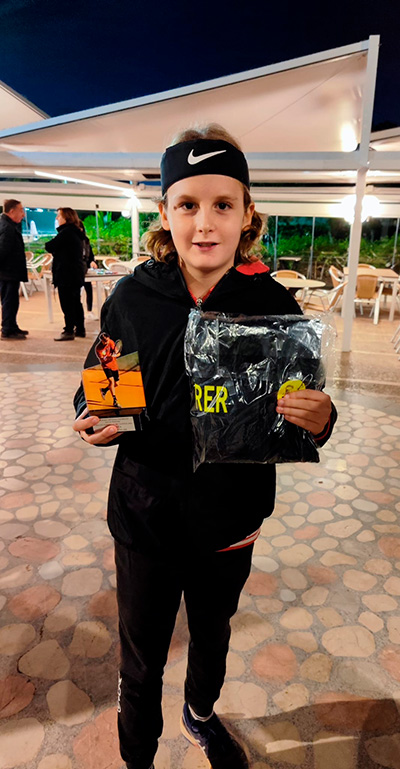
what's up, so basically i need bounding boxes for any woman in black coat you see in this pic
[46,207,86,341]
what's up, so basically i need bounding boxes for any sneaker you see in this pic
[54,331,75,341]
[100,387,108,400]
[86,311,98,321]
[16,328,29,335]
[113,399,122,408]
[181,703,249,768]
[1,330,27,340]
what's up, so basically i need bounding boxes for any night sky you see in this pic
[0,0,399,129]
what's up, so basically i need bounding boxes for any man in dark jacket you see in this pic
[0,199,28,339]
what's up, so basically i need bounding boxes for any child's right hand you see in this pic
[73,407,121,445]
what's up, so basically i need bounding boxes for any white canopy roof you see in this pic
[0,40,370,178]
[370,127,400,152]
[0,79,47,132]
[2,38,393,218]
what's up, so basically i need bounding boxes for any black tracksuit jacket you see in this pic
[45,223,85,288]
[0,213,27,282]
[74,258,337,555]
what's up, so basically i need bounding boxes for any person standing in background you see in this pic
[0,199,29,340]
[46,207,86,341]
[79,219,98,320]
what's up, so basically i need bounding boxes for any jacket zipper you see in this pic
[195,270,233,310]
[176,264,233,309]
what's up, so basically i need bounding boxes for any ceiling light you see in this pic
[338,194,380,224]
[34,170,136,198]
[340,123,358,153]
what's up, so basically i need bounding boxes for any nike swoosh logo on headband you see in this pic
[187,149,227,165]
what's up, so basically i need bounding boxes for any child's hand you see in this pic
[73,407,121,444]
[276,390,332,435]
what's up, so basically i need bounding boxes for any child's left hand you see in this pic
[276,390,332,435]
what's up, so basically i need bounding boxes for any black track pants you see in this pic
[57,284,85,334]
[0,280,20,333]
[115,540,253,769]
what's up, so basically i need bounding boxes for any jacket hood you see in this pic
[57,222,85,239]
[132,256,273,303]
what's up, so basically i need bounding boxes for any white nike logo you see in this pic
[187,149,227,165]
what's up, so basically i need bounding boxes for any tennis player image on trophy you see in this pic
[95,331,123,408]
[81,332,146,432]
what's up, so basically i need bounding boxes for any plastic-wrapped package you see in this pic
[184,310,334,469]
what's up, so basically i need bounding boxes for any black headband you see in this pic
[160,139,250,195]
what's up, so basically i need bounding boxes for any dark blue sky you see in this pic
[0,0,398,128]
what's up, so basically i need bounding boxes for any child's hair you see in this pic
[57,207,80,227]
[143,124,264,265]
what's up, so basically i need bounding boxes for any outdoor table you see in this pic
[274,277,325,304]
[277,256,302,265]
[42,269,128,323]
[275,276,325,291]
[343,267,399,321]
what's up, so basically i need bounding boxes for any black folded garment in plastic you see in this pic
[184,311,328,468]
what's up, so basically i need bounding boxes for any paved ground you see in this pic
[0,289,400,769]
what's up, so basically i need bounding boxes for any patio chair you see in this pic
[328,265,344,288]
[357,263,376,269]
[26,253,53,292]
[19,282,29,300]
[303,281,347,314]
[41,253,53,268]
[102,261,134,299]
[271,270,306,279]
[271,269,308,305]
[391,322,400,344]
[102,256,119,269]
[24,256,43,294]
[354,274,383,324]
[107,261,134,274]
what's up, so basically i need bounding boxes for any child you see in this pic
[73,124,336,769]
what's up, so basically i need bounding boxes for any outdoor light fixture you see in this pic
[34,170,138,199]
[340,123,358,152]
[121,209,131,218]
[338,194,380,224]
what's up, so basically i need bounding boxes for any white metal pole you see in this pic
[308,216,315,278]
[130,199,140,258]
[95,205,100,255]
[274,215,278,271]
[342,167,367,352]
[341,34,380,352]
[392,217,400,268]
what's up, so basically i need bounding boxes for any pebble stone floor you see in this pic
[1,370,400,769]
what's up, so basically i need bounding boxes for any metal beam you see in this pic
[342,35,380,352]
[342,167,367,352]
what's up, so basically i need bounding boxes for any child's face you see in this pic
[159,175,254,279]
